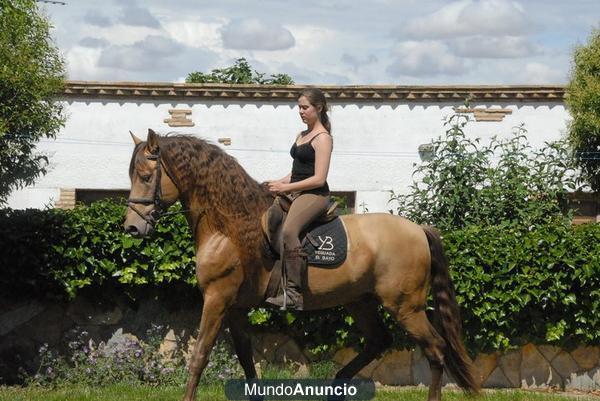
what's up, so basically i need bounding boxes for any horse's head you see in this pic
[124,129,180,236]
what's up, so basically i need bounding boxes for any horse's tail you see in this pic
[422,225,480,394]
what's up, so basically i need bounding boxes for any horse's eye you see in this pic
[141,174,152,183]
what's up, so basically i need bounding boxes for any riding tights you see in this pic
[282,193,329,252]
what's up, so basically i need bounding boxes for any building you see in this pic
[9,81,589,218]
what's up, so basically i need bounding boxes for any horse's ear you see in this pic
[129,131,142,145]
[146,129,159,154]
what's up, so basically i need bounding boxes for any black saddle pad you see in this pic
[301,217,348,267]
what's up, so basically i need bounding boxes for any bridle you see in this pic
[127,149,181,225]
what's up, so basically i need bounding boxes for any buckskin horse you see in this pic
[123,129,479,401]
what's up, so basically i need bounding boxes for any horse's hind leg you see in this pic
[226,308,258,379]
[392,303,446,401]
[334,296,392,380]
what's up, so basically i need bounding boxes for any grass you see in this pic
[0,384,597,401]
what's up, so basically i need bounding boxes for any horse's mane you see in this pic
[158,134,273,262]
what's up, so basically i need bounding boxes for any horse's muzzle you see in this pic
[124,221,154,237]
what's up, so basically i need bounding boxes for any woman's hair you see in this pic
[299,88,331,134]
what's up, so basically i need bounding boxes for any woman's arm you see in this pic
[273,134,332,193]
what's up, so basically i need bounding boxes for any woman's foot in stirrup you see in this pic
[265,291,303,311]
[283,288,303,311]
[265,293,285,308]
[265,294,303,311]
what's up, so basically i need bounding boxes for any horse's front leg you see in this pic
[227,308,258,379]
[183,287,234,401]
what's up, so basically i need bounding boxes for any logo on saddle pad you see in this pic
[301,218,348,266]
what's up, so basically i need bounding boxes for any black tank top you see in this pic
[290,133,330,196]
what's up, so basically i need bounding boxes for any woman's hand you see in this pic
[268,181,288,194]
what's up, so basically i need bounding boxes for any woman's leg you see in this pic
[268,193,329,310]
[281,193,329,251]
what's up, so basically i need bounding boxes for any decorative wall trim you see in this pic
[164,109,194,127]
[62,81,566,103]
[54,188,76,209]
[455,107,513,122]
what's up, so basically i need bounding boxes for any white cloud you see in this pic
[88,25,163,47]
[276,61,352,85]
[402,0,532,39]
[64,47,107,80]
[45,0,597,84]
[162,18,224,50]
[118,1,161,28]
[212,24,347,82]
[98,35,184,71]
[220,18,295,50]
[387,41,467,77]
[522,62,566,84]
[83,11,113,28]
[450,35,543,58]
[341,53,378,71]
[78,37,110,48]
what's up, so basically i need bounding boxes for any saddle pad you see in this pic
[302,217,348,267]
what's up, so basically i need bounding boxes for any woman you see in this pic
[265,88,333,311]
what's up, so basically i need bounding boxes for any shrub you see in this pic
[390,113,579,231]
[0,200,195,298]
[444,222,600,351]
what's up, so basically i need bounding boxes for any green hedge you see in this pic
[1,200,599,353]
[445,221,600,351]
[0,200,195,298]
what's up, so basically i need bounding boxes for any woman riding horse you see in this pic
[124,108,479,401]
[265,88,333,311]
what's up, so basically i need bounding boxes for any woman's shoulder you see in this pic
[310,131,333,150]
[310,131,332,143]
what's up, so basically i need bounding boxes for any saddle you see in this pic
[261,194,348,264]
[260,194,349,301]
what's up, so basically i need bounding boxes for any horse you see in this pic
[123,129,479,401]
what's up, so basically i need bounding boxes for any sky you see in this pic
[41,0,600,85]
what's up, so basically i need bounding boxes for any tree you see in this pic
[0,0,66,205]
[186,58,294,85]
[566,28,600,191]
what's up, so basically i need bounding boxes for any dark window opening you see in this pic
[567,192,599,224]
[76,189,129,206]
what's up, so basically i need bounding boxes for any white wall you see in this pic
[7,98,570,212]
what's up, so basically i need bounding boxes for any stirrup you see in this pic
[265,287,303,311]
